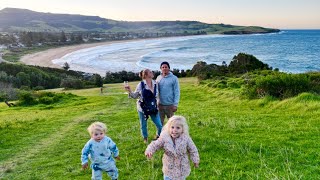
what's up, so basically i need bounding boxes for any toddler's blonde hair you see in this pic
[163,115,189,136]
[87,122,107,135]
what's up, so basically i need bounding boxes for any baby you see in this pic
[81,122,120,180]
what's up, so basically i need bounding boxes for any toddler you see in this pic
[145,115,200,180]
[81,122,120,180]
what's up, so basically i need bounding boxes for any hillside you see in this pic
[0,8,280,34]
[0,78,320,179]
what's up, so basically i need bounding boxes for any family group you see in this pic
[81,62,200,180]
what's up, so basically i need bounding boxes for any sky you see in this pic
[1,0,320,29]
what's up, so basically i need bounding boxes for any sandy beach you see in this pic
[20,41,128,69]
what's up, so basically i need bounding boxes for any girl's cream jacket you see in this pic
[145,133,200,179]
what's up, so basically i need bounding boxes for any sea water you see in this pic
[52,30,320,76]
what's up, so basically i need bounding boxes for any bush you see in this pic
[243,73,312,99]
[38,96,54,104]
[308,72,320,94]
[33,86,45,91]
[18,91,37,105]
[0,82,18,101]
[229,53,272,74]
[227,81,241,88]
[17,91,77,106]
[0,92,8,101]
[60,77,84,89]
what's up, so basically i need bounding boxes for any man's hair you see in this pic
[160,61,170,69]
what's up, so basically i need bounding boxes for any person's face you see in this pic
[160,64,170,75]
[91,130,105,142]
[169,123,183,139]
[146,70,154,79]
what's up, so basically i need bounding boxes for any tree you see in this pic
[63,62,70,70]
[20,31,33,47]
[75,34,83,43]
[16,72,31,88]
[60,31,67,43]
[93,74,103,87]
[0,82,18,101]
[60,77,84,89]
[191,61,207,76]
[70,33,75,42]
[228,53,271,74]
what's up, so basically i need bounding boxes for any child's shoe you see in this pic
[143,138,148,144]
[153,135,159,140]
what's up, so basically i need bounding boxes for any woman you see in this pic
[125,69,162,144]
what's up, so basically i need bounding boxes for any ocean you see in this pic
[52,30,320,75]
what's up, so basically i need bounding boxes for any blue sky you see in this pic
[1,0,320,29]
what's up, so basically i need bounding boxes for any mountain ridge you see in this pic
[0,7,280,34]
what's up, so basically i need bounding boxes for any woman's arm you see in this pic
[128,82,142,99]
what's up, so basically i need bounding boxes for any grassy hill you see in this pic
[0,8,280,34]
[1,78,319,179]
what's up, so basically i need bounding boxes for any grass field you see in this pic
[1,77,320,179]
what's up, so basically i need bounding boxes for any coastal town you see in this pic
[0,31,206,51]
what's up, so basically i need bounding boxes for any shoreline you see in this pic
[19,39,151,69]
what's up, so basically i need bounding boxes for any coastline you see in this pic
[20,39,144,69]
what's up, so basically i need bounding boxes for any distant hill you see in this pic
[0,8,280,34]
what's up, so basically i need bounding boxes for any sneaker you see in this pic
[143,138,148,144]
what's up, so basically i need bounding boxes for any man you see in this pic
[156,61,180,125]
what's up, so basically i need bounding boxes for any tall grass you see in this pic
[1,78,320,179]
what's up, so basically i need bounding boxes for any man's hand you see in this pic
[172,106,178,112]
[82,163,88,170]
[115,156,120,160]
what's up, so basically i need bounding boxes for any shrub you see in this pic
[18,91,37,105]
[243,73,312,99]
[0,92,8,101]
[227,81,241,88]
[0,82,18,101]
[60,77,84,89]
[17,91,77,106]
[307,72,320,94]
[38,96,54,104]
[228,53,272,74]
[33,86,45,91]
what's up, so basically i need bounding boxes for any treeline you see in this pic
[104,69,191,83]
[1,31,207,49]
[2,52,319,101]
[1,31,84,47]
[0,62,191,101]
[0,63,104,101]
[194,53,320,99]
[190,53,273,80]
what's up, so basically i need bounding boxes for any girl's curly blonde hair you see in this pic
[163,115,189,136]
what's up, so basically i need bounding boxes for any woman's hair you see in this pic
[139,69,151,79]
[87,122,107,135]
[163,115,189,136]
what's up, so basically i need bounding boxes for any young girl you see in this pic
[145,115,200,180]
[81,122,120,180]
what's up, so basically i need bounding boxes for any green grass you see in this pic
[2,46,58,62]
[1,77,320,179]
